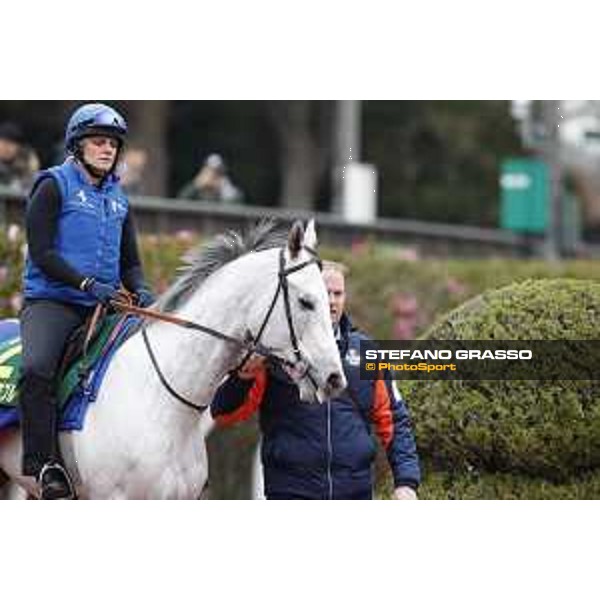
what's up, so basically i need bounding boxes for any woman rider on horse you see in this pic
[20,103,154,499]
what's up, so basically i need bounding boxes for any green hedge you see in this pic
[378,462,600,499]
[404,278,600,485]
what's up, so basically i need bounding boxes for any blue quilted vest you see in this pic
[23,159,129,306]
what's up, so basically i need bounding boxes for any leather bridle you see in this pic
[109,245,323,413]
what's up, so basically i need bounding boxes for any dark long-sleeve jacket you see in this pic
[212,314,421,499]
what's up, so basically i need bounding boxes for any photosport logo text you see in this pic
[359,341,600,381]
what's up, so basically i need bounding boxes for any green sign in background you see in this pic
[500,158,549,233]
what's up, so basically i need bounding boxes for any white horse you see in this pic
[0,219,346,499]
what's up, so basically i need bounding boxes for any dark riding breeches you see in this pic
[19,300,94,477]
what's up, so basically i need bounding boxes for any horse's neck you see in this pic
[128,271,255,411]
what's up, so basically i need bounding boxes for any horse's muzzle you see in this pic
[321,370,346,400]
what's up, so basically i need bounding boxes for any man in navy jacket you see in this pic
[211,261,421,499]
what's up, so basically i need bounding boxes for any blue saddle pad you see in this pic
[0,315,141,432]
[0,319,19,344]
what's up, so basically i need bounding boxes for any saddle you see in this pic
[0,309,128,410]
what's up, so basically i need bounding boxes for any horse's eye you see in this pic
[299,297,315,311]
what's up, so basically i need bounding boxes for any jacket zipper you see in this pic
[327,399,333,499]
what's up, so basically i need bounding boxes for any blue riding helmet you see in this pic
[65,103,127,153]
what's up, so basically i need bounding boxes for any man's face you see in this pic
[81,136,119,175]
[323,268,346,326]
[0,138,20,163]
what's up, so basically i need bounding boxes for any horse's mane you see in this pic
[154,219,288,313]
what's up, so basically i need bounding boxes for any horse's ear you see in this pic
[287,220,304,259]
[304,219,318,250]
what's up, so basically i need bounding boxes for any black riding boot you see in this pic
[19,372,74,499]
[20,372,57,476]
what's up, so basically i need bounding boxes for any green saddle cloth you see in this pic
[0,315,124,409]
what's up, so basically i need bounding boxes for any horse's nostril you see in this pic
[327,372,343,391]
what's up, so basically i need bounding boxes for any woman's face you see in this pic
[81,135,119,175]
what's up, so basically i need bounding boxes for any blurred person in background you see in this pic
[20,103,155,499]
[120,145,149,195]
[390,292,420,340]
[14,145,41,192]
[177,153,244,203]
[210,260,421,500]
[0,122,26,191]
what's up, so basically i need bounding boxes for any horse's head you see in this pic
[154,218,346,405]
[246,219,347,402]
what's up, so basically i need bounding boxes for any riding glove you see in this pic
[135,288,156,308]
[81,278,120,304]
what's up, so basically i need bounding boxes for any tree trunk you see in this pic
[570,166,600,226]
[280,125,318,210]
[128,101,169,197]
[267,101,330,211]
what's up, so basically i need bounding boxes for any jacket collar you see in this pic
[336,313,353,355]
[66,157,119,191]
